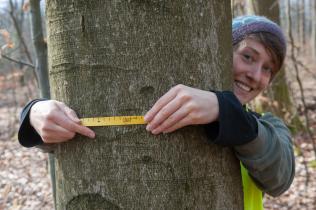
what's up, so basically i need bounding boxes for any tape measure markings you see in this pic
[80,115,146,127]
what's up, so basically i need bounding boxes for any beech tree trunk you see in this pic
[46,1,243,209]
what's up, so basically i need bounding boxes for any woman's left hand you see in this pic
[144,84,219,135]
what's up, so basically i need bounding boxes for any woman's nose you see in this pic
[247,65,262,82]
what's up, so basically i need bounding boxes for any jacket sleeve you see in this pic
[204,91,258,146]
[204,91,295,196]
[18,99,56,153]
[234,113,295,197]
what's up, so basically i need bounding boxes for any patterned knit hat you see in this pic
[232,15,286,69]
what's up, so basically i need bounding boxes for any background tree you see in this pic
[29,0,58,207]
[46,0,243,209]
[311,0,316,57]
[231,0,246,16]
[29,0,49,98]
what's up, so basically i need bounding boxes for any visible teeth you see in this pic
[236,81,251,92]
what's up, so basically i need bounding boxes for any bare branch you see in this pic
[0,53,34,68]
[9,0,33,63]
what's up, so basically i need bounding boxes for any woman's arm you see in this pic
[234,113,295,196]
[203,91,294,196]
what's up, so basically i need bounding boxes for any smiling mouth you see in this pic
[235,81,252,92]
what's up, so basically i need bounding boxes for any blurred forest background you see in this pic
[0,0,315,209]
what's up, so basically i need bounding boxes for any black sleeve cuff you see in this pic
[204,91,258,146]
[18,99,47,147]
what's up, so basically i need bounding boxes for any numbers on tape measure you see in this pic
[80,116,146,127]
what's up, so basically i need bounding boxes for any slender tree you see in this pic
[251,0,280,23]
[30,0,49,98]
[29,0,57,207]
[47,1,243,209]
[244,0,255,15]
[231,0,246,17]
[312,0,316,58]
[301,0,306,46]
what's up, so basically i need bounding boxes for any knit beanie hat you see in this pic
[232,15,286,70]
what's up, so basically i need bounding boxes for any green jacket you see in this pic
[235,113,295,197]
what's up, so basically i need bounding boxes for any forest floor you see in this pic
[0,59,316,210]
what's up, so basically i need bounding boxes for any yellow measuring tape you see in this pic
[80,116,146,127]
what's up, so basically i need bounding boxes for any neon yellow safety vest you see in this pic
[241,163,263,210]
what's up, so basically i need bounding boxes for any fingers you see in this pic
[150,108,188,134]
[52,109,95,139]
[145,85,219,135]
[57,102,80,123]
[145,96,183,132]
[54,101,95,138]
[41,123,77,143]
[162,117,192,134]
[30,100,95,144]
[144,86,179,122]
[145,85,193,134]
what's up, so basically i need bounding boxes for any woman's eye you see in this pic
[243,54,252,62]
[262,67,272,74]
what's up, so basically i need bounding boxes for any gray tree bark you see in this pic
[231,0,246,17]
[30,0,50,98]
[29,0,57,207]
[251,0,280,24]
[244,0,255,15]
[301,0,306,46]
[46,0,243,209]
[311,0,316,57]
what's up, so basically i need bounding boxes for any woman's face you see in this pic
[233,38,276,105]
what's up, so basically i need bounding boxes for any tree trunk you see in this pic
[301,0,306,46]
[244,0,255,15]
[231,0,247,17]
[311,0,316,58]
[251,0,280,24]
[30,0,50,98]
[29,1,57,208]
[46,1,243,209]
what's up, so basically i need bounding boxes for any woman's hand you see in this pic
[30,100,95,143]
[144,84,219,135]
